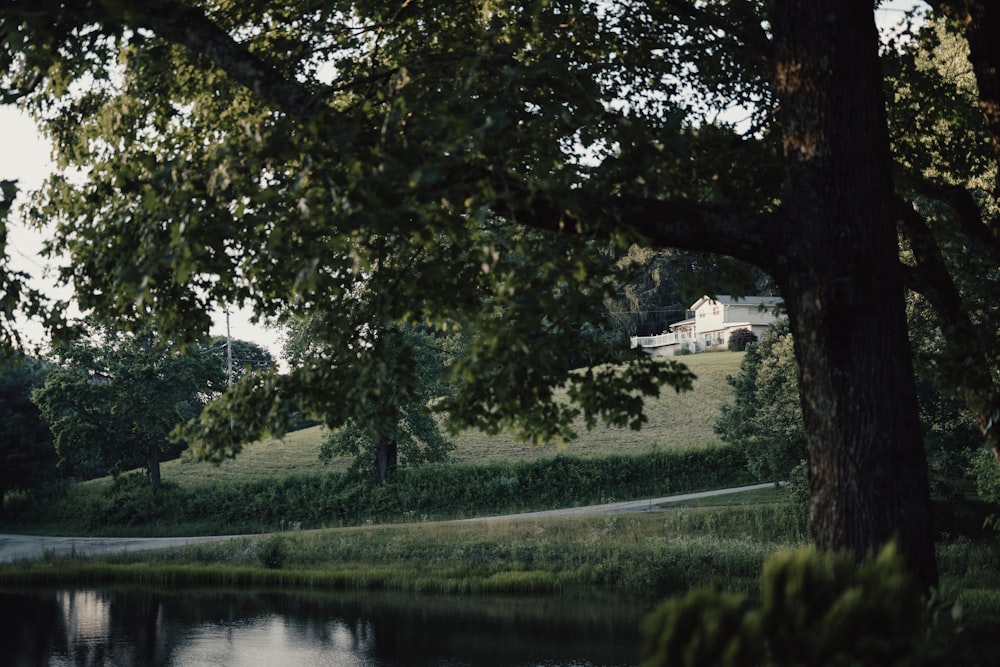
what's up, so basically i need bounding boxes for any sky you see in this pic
[0,1,923,362]
[0,106,285,362]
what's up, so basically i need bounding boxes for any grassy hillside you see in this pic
[161,352,744,489]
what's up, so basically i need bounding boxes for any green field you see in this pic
[162,352,744,488]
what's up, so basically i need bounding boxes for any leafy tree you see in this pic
[0,354,58,513]
[717,322,804,485]
[312,325,458,482]
[906,292,983,498]
[5,0,1000,589]
[206,336,275,385]
[31,327,227,487]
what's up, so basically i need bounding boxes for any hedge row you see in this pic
[4,446,757,534]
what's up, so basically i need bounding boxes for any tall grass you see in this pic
[1,501,811,601]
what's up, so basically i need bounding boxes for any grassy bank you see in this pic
[4,493,999,626]
[161,351,748,485]
[1,495,811,601]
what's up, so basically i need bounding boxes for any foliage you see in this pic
[0,354,58,511]
[716,322,804,483]
[971,448,1000,505]
[255,535,288,569]
[6,0,1000,587]
[2,447,759,534]
[641,544,955,667]
[883,14,1000,464]
[207,336,275,384]
[726,329,758,352]
[305,324,458,481]
[31,326,227,486]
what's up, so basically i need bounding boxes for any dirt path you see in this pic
[0,482,776,563]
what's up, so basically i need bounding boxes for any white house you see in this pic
[630,295,785,357]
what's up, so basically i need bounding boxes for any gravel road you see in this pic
[0,482,777,563]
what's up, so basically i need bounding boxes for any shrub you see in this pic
[641,544,957,667]
[972,448,1000,504]
[3,447,760,533]
[727,329,758,352]
[256,535,289,569]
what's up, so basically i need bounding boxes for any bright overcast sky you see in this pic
[0,105,284,360]
[0,0,922,360]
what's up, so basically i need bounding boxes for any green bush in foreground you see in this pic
[641,544,962,667]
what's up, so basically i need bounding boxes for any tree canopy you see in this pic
[4,0,1000,589]
[716,321,803,485]
[31,326,228,487]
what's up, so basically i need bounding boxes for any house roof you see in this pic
[689,295,784,311]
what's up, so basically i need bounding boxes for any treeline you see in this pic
[2,447,758,535]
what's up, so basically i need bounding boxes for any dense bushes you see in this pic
[2,447,758,534]
[640,544,969,667]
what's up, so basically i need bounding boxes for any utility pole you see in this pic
[225,308,234,387]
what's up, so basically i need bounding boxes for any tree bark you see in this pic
[147,444,162,490]
[375,436,397,483]
[771,0,938,589]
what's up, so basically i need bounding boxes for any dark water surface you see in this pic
[0,588,642,666]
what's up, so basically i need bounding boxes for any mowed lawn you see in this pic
[162,352,745,489]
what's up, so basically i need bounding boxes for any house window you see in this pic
[712,306,720,315]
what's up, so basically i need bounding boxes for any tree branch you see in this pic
[912,178,1000,264]
[0,69,44,104]
[652,0,774,65]
[896,196,1000,448]
[123,0,333,124]
[493,176,785,274]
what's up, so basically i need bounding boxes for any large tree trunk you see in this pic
[375,436,397,483]
[771,0,938,589]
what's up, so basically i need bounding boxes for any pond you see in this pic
[0,588,643,666]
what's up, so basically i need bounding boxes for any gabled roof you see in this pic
[689,295,784,311]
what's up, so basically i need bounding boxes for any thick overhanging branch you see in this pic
[494,181,785,273]
[122,0,332,124]
[622,198,785,268]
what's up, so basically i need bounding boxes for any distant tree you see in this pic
[285,320,458,482]
[206,336,275,385]
[32,326,226,487]
[716,321,804,485]
[0,355,58,512]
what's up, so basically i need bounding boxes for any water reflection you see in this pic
[0,588,641,666]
